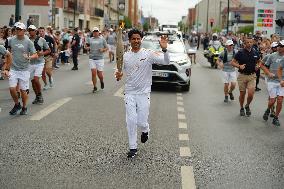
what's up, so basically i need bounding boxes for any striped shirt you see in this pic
[123,48,170,94]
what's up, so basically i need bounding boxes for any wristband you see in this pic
[162,48,167,53]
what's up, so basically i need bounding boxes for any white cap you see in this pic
[109,28,113,32]
[212,33,218,37]
[14,22,26,30]
[279,40,284,46]
[28,25,37,30]
[92,27,100,32]
[225,40,234,46]
[271,42,278,48]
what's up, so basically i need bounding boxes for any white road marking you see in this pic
[181,166,196,189]
[177,96,183,101]
[177,101,184,106]
[177,106,185,113]
[114,86,124,98]
[177,93,182,96]
[180,147,191,157]
[179,134,189,141]
[178,113,186,120]
[30,97,72,121]
[179,122,188,129]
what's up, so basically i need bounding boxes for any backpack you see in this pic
[34,36,41,51]
[223,48,235,63]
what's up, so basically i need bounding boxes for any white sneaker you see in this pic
[43,84,49,90]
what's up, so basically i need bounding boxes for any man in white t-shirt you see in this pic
[115,29,170,158]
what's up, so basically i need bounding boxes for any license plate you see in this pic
[152,72,169,77]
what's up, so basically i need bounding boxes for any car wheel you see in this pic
[182,80,190,92]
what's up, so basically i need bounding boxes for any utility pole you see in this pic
[15,0,20,22]
[227,0,229,34]
[73,0,77,28]
[206,0,209,33]
[196,1,199,33]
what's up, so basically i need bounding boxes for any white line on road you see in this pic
[179,122,188,129]
[180,147,191,157]
[181,166,196,189]
[30,97,72,121]
[177,93,182,96]
[114,86,124,98]
[177,101,184,106]
[178,113,186,120]
[177,96,183,101]
[177,106,185,113]
[179,134,189,141]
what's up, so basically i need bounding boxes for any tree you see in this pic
[238,25,254,34]
[123,16,132,29]
[143,22,149,31]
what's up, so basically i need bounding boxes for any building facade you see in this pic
[0,0,140,31]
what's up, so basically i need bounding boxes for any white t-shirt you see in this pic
[123,48,170,94]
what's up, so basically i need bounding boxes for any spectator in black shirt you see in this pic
[71,27,80,70]
[9,14,14,28]
[231,37,262,117]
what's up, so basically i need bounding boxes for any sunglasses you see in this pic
[28,29,35,32]
[93,30,99,32]
[278,45,284,48]
[16,27,24,31]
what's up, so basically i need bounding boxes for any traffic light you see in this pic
[275,18,284,28]
[210,21,213,28]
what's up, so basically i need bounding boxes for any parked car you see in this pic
[141,33,192,91]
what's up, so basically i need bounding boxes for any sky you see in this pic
[139,0,199,25]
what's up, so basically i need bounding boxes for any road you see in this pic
[0,52,283,188]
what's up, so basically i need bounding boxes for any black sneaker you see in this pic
[37,95,44,104]
[245,105,251,116]
[229,92,234,100]
[32,96,39,104]
[224,96,228,103]
[127,149,137,158]
[263,109,270,121]
[272,117,280,126]
[9,103,22,115]
[240,108,245,116]
[20,107,28,115]
[71,67,78,70]
[100,81,104,89]
[141,132,149,143]
[92,86,98,93]
[255,87,261,91]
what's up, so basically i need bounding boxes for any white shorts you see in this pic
[29,63,44,78]
[267,82,284,98]
[108,45,116,53]
[8,70,30,90]
[221,71,237,83]
[89,59,104,71]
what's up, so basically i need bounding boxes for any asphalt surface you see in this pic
[0,55,189,188]
[0,50,283,188]
[186,51,284,188]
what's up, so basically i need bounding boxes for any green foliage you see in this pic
[123,16,132,29]
[238,25,254,34]
[143,22,149,31]
[212,27,221,33]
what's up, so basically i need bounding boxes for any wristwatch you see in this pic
[162,48,167,53]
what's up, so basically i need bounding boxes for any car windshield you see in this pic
[141,39,185,53]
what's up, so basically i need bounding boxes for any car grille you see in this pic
[152,64,178,72]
